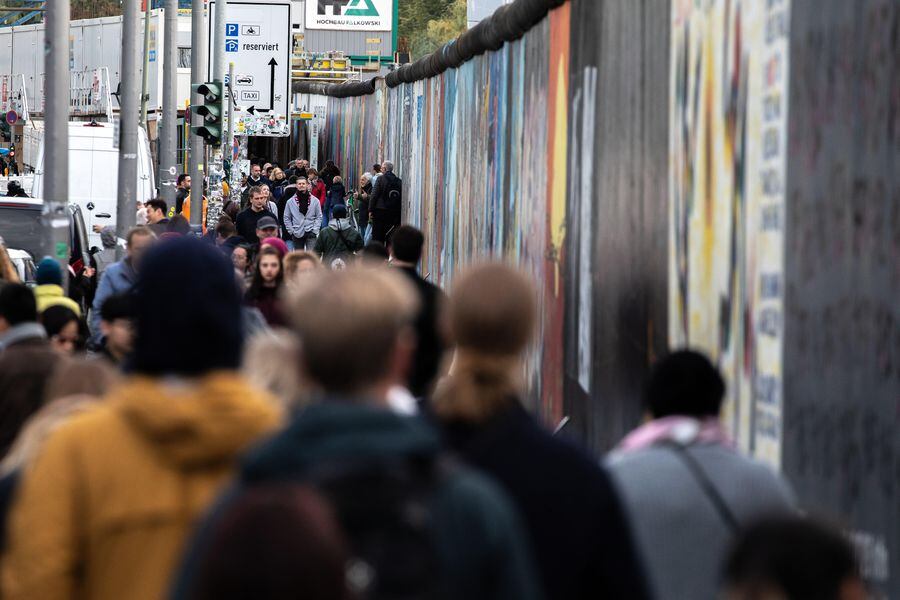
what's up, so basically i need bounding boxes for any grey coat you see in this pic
[606,443,795,600]
[282,194,322,240]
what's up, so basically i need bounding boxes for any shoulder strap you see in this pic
[334,226,352,252]
[662,442,741,534]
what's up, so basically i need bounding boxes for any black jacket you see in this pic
[371,171,402,212]
[397,266,445,398]
[356,182,373,228]
[439,403,652,600]
[235,207,277,245]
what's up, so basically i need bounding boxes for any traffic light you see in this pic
[191,81,223,147]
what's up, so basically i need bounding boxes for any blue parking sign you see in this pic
[225,39,238,52]
[226,23,239,37]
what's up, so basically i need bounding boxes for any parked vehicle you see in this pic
[0,197,91,273]
[6,248,36,283]
[31,121,156,250]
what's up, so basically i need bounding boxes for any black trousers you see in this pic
[371,209,401,243]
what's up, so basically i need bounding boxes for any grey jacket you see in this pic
[282,194,322,239]
[606,443,795,600]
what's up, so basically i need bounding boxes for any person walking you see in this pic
[0,283,62,459]
[0,237,280,600]
[235,187,278,246]
[606,349,796,600]
[171,267,542,600]
[283,178,322,251]
[369,160,402,243]
[145,199,171,236]
[306,168,328,211]
[33,257,82,317]
[388,225,446,399]
[40,305,83,356]
[89,226,155,346]
[321,176,347,229]
[244,246,286,327]
[432,263,652,600]
[354,173,373,244]
[175,174,191,215]
[319,160,340,190]
[314,205,363,269]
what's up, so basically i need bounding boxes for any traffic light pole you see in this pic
[117,0,140,254]
[188,0,207,227]
[43,0,69,280]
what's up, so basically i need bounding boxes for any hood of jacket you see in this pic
[0,322,46,351]
[112,371,281,470]
[329,216,353,232]
[242,400,440,483]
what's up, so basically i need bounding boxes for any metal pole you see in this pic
[212,0,225,83]
[188,0,207,227]
[159,0,177,206]
[226,61,235,155]
[139,0,152,128]
[117,0,140,255]
[43,0,69,278]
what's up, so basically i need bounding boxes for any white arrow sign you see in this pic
[208,0,292,137]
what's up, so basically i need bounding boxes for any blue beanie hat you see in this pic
[35,257,63,286]
[130,236,243,376]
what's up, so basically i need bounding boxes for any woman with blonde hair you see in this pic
[433,262,650,600]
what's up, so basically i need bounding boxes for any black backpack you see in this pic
[383,173,403,212]
[306,454,449,600]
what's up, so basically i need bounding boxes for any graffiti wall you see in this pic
[669,0,790,466]
[321,2,898,590]
[324,6,573,425]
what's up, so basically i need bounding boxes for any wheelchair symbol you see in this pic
[225,39,239,52]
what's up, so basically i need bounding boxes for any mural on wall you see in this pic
[323,7,571,425]
[669,0,790,466]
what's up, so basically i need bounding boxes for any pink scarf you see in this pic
[617,416,734,453]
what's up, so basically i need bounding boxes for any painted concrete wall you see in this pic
[320,1,898,593]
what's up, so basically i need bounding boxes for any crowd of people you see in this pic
[0,156,870,600]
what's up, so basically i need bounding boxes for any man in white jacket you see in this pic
[282,178,322,251]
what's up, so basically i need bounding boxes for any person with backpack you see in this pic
[283,178,322,251]
[369,160,402,243]
[171,268,542,600]
[314,205,363,270]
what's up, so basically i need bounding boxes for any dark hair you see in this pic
[246,246,283,301]
[131,237,243,376]
[40,305,79,337]
[372,163,381,173]
[167,215,192,235]
[289,175,299,184]
[390,225,424,264]
[362,240,389,260]
[248,185,264,198]
[216,220,237,239]
[725,517,861,600]
[146,198,167,215]
[177,173,189,186]
[0,282,37,326]
[191,485,350,600]
[100,293,135,322]
[644,349,725,418]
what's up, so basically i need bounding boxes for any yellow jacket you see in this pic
[1,372,281,600]
[34,284,82,317]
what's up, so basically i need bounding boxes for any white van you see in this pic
[32,121,156,250]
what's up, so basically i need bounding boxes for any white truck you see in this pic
[31,121,156,250]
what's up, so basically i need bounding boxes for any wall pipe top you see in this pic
[292,0,566,98]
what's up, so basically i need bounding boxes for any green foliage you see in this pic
[400,0,467,60]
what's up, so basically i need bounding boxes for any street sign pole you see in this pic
[159,0,178,206]
[117,0,141,255]
[188,0,207,227]
[226,61,235,154]
[43,0,69,280]
[140,0,152,128]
